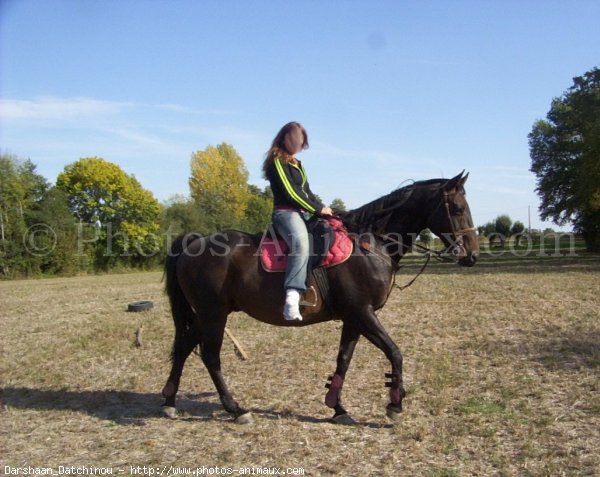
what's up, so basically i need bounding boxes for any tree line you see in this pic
[2,67,598,277]
[478,215,526,247]
[0,146,345,278]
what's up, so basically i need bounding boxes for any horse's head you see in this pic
[426,172,479,267]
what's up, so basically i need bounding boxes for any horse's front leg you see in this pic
[325,322,360,424]
[353,306,406,420]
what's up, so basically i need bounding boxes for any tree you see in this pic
[56,157,161,269]
[189,143,251,232]
[479,221,496,236]
[0,154,54,276]
[160,194,206,236]
[330,198,347,213]
[419,228,432,244]
[510,220,526,246]
[495,214,512,246]
[242,185,272,234]
[478,216,515,247]
[529,67,600,251]
[32,187,80,275]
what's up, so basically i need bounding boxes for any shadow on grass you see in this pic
[0,387,221,425]
[533,330,600,370]
[249,407,393,429]
[478,330,600,371]
[0,387,391,428]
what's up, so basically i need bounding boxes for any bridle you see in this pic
[439,190,477,261]
[369,186,476,291]
[387,187,476,263]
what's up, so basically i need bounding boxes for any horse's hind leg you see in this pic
[161,327,199,416]
[199,310,252,424]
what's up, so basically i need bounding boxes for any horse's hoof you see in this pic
[235,412,254,425]
[161,406,178,419]
[386,404,402,422]
[332,413,357,425]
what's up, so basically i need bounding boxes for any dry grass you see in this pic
[1,260,599,476]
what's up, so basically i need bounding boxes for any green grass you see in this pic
[459,398,506,415]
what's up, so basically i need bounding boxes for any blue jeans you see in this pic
[272,209,310,292]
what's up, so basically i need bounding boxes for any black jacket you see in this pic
[266,157,324,215]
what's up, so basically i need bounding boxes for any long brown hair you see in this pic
[262,122,309,178]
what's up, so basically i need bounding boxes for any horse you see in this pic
[161,171,479,424]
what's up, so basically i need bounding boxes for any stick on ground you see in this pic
[224,327,249,361]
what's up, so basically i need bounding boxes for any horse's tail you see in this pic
[164,234,202,360]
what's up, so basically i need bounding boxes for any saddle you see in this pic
[260,217,353,273]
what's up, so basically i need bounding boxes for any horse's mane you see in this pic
[341,178,448,233]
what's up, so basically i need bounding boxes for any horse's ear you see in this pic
[445,170,465,190]
[459,172,469,187]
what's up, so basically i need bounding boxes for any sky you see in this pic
[1,0,599,231]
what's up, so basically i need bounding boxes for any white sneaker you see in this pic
[283,289,303,321]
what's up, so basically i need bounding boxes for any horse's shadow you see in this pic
[1,387,391,428]
[0,386,219,426]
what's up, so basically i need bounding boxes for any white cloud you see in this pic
[100,127,168,147]
[0,96,131,120]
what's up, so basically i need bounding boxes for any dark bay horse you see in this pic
[161,172,479,423]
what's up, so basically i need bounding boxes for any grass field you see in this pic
[1,253,599,476]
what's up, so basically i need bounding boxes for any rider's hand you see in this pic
[320,207,333,217]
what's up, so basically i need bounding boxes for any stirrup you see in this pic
[299,286,318,307]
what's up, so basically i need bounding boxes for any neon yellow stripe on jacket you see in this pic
[274,158,316,213]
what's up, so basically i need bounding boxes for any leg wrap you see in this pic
[325,374,344,408]
[385,372,404,405]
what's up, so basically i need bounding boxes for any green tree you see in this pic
[189,143,251,232]
[479,217,512,247]
[56,157,161,269]
[479,221,496,237]
[529,67,600,251]
[510,220,526,246]
[330,198,347,213]
[241,185,272,234]
[495,214,512,246]
[32,187,80,275]
[0,154,54,277]
[419,228,432,244]
[160,194,206,235]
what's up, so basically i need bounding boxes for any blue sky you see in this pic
[1,0,599,231]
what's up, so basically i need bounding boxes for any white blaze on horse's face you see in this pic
[284,126,305,155]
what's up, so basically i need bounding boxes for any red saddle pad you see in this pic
[260,218,353,272]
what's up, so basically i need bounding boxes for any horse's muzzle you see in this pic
[458,252,478,267]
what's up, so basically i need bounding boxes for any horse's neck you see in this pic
[345,183,440,263]
[382,187,434,259]
[380,215,425,263]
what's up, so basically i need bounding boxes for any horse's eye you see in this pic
[452,205,465,215]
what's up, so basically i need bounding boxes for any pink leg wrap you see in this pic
[325,374,344,408]
[385,371,403,405]
[390,387,402,405]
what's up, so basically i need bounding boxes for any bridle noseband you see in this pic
[351,183,477,292]
[440,190,476,261]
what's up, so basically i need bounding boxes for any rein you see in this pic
[382,188,476,292]
[395,253,431,291]
[346,179,476,293]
